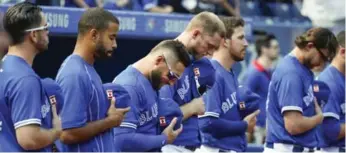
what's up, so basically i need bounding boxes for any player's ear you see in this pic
[192,29,201,39]
[28,31,38,44]
[154,55,165,66]
[340,47,345,57]
[90,29,99,42]
[306,42,314,51]
[222,38,229,48]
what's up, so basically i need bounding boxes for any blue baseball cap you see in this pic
[41,78,64,114]
[103,83,130,109]
[192,58,216,95]
[236,85,261,118]
[158,98,183,131]
[313,80,330,106]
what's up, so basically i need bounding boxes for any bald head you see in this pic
[185,11,226,38]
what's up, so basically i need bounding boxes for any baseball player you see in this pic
[55,8,129,152]
[264,27,338,153]
[112,40,190,152]
[159,11,226,152]
[316,31,345,153]
[196,16,260,153]
[242,34,279,145]
[0,2,61,151]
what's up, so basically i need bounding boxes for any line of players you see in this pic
[0,1,344,153]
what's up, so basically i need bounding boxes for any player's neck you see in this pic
[176,31,193,55]
[291,47,305,65]
[213,50,235,71]
[132,57,152,79]
[73,41,95,65]
[7,43,37,67]
[257,55,273,69]
[331,59,345,76]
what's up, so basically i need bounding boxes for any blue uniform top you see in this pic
[112,66,166,152]
[199,59,247,152]
[266,55,317,148]
[159,57,215,147]
[56,55,114,152]
[0,55,53,152]
[317,66,345,148]
[242,60,271,127]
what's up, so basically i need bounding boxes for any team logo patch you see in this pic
[49,95,57,105]
[159,117,166,126]
[313,84,319,92]
[193,68,200,77]
[239,101,246,110]
[106,90,113,100]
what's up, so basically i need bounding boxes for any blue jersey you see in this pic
[112,66,162,152]
[199,59,246,152]
[0,55,53,152]
[159,57,215,146]
[317,66,345,148]
[242,60,271,127]
[56,55,114,152]
[266,55,317,148]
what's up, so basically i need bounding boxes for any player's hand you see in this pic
[163,5,173,13]
[192,97,205,115]
[162,117,183,144]
[106,97,131,127]
[51,102,62,137]
[243,110,260,133]
[313,97,323,124]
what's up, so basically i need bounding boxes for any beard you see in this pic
[36,35,49,53]
[94,40,113,59]
[149,69,163,91]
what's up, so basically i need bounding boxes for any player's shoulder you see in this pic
[57,55,90,79]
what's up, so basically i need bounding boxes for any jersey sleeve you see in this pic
[199,77,223,118]
[10,76,42,129]
[277,73,304,114]
[159,85,174,99]
[322,85,342,120]
[57,74,92,130]
[119,86,140,130]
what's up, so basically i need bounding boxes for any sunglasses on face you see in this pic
[162,54,180,80]
[25,23,49,32]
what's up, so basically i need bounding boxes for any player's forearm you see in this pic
[120,133,167,151]
[219,0,238,16]
[180,103,196,121]
[200,117,247,138]
[148,6,170,13]
[286,115,321,135]
[338,123,345,140]
[73,0,89,8]
[60,118,114,144]
[18,128,61,150]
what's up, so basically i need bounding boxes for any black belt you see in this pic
[184,146,197,151]
[266,142,314,152]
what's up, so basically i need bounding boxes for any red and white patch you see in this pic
[239,101,246,110]
[194,68,200,77]
[159,117,166,126]
[106,90,113,99]
[313,85,319,92]
[49,95,57,105]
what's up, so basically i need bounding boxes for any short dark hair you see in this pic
[337,31,345,48]
[295,27,338,60]
[219,16,245,39]
[255,34,277,57]
[3,2,42,45]
[78,8,119,36]
[150,40,191,67]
